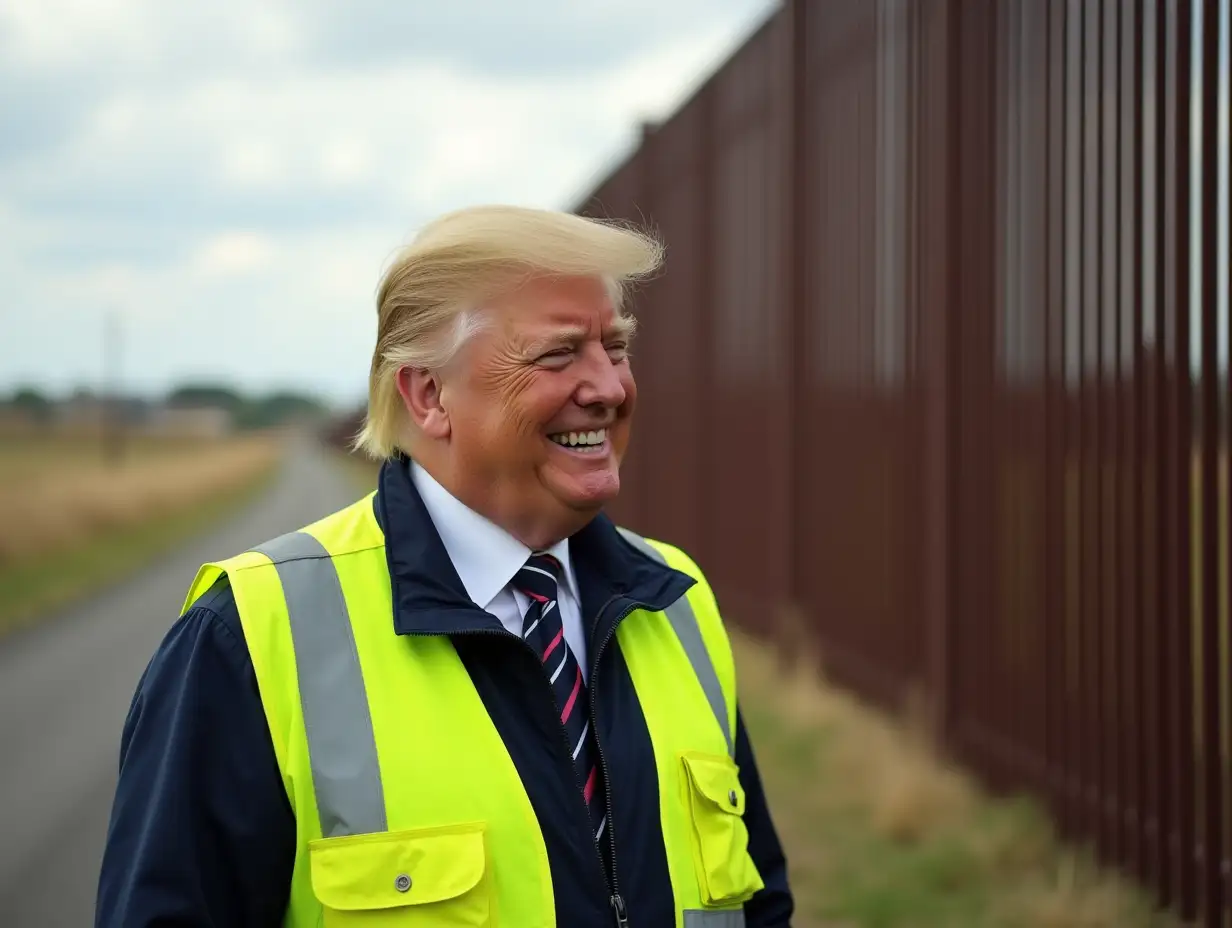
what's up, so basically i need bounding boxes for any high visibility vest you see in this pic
[183,493,764,927]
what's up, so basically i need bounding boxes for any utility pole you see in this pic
[103,309,124,464]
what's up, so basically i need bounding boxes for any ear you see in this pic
[395,366,451,440]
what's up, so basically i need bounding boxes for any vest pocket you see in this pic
[308,821,492,926]
[680,752,765,907]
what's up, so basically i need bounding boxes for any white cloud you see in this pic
[193,231,277,277]
[0,0,777,404]
[0,0,149,71]
[217,137,289,191]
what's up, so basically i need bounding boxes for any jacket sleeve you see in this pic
[736,704,795,927]
[94,579,296,928]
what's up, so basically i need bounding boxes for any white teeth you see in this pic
[550,428,606,449]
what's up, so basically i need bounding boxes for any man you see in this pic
[96,205,794,927]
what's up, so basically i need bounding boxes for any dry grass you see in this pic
[0,431,282,635]
[0,433,280,567]
[735,629,1183,928]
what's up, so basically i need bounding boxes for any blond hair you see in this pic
[353,204,664,460]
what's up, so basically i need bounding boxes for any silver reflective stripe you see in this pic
[616,527,734,756]
[253,531,386,838]
[684,910,745,928]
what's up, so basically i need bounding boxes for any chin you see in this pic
[567,484,619,511]
[549,472,621,512]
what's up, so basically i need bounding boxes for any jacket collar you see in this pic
[373,455,695,645]
[407,459,581,616]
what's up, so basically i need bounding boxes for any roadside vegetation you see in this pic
[0,430,281,636]
[734,629,1181,928]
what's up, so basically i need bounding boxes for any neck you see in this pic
[412,452,590,552]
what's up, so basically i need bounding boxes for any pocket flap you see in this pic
[309,822,487,912]
[681,752,746,816]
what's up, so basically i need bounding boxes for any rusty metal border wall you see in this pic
[575,1,1231,923]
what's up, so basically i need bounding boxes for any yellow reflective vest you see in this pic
[182,492,763,926]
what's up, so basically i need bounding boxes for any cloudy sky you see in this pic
[0,0,776,408]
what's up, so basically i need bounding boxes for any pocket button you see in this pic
[728,790,738,808]
[394,873,412,893]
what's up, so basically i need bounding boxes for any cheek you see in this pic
[468,359,531,423]
[518,377,577,426]
[484,368,563,436]
[619,367,637,410]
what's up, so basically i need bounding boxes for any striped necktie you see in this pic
[514,553,606,842]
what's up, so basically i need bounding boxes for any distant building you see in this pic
[54,394,151,431]
[33,393,232,439]
[142,405,232,439]
[0,407,42,434]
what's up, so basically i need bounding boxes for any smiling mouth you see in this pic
[547,427,608,453]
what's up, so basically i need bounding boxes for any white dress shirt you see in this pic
[410,461,589,679]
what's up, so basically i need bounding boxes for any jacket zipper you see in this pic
[588,599,639,928]
[406,604,642,927]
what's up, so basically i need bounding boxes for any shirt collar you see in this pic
[409,460,579,611]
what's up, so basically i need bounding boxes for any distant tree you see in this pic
[163,383,329,430]
[165,384,245,412]
[7,387,53,421]
[233,392,328,430]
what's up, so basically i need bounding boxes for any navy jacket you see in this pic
[95,457,794,927]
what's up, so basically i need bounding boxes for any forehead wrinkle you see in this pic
[519,315,636,354]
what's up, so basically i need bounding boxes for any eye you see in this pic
[535,348,573,367]
[606,342,629,362]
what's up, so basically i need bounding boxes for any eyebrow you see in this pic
[609,315,637,340]
[523,317,637,355]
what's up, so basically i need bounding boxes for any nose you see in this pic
[573,344,627,410]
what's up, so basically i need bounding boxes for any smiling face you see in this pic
[398,273,637,549]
